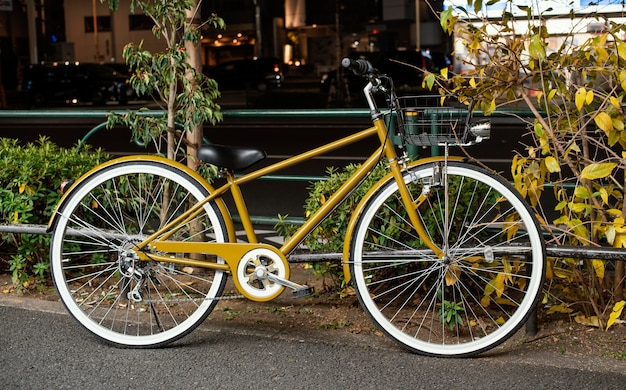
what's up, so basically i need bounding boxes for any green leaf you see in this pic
[580,163,617,180]
[423,73,435,90]
[440,7,456,34]
[528,34,546,60]
[473,0,483,14]
[574,186,590,199]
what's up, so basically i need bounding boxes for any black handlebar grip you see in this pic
[342,58,375,76]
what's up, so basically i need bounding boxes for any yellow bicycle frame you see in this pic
[47,115,462,299]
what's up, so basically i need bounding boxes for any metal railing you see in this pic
[2,107,624,335]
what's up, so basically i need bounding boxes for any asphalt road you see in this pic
[1,296,625,389]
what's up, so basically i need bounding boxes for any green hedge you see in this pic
[0,137,110,287]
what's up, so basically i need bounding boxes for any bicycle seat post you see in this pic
[220,167,258,244]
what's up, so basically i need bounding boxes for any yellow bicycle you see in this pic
[48,58,545,357]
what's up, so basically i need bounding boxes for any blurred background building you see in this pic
[0,0,448,91]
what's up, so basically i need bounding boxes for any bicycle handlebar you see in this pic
[341,58,377,76]
[342,57,396,119]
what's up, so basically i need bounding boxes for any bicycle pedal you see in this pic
[292,286,315,298]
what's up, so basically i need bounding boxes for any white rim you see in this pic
[51,161,227,346]
[352,164,544,356]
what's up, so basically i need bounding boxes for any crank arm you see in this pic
[265,273,315,298]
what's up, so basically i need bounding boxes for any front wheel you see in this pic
[349,162,545,357]
[49,158,229,347]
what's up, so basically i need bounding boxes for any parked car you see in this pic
[24,62,132,106]
[205,57,284,90]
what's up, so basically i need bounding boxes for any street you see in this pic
[1,297,625,389]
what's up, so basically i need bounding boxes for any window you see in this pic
[129,14,153,31]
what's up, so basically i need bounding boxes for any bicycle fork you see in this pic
[390,154,451,261]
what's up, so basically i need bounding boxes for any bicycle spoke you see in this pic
[351,162,544,357]
[50,159,229,347]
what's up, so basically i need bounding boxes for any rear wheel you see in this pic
[49,158,229,347]
[350,162,545,357]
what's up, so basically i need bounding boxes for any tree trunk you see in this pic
[185,2,204,171]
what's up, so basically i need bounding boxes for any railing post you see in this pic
[404,110,419,160]
[430,112,439,157]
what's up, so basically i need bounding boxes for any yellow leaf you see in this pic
[569,201,588,213]
[620,70,626,90]
[546,303,574,314]
[580,162,616,180]
[574,315,600,327]
[13,211,18,224]
[575,87,586,111]
[553,215,569,226]
[544,156,561,173]
[596,46,609,62]
[440,67,448,80]
[469,77,476,88]
[567,218,589,240]
[554,268,573,281]
[606,300,625,330]
[614,232,626,248]
[592,259,604,282]
[585,89,594,105]
[610,96,621,108]
[594,112,613,133]
[599,187,609,204]
[445,264,460,286]
[495,316,505,325]
[614,217,626,232]
[618,42,626,60]
[469,41,480,52]
[492,274,505,298]
[607,208,623,217]
[606,225,616,245]
[568,142,581,155]
[481,295,490,308]
[19,183,26,194]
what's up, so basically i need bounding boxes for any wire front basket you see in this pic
[396,95,487,146]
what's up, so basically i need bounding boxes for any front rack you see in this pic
[396,95,490,146]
